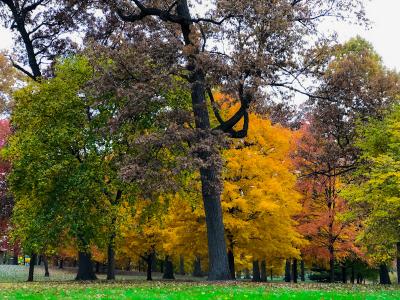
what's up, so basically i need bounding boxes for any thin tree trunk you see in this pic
[107,191,121,280]
[284,260,291,282]
[341,265,347,283]
[227,248,235,279]
[163,256,175,279]
[177,1,230,280]
[292,259,298,283]
[146,253,154,281]
[244,268,251,279]
[106,234,116,280]
[95,262,100,273]
[329,245,335,283]
[192,256,203,277]
[270,268,273,281]
[350,263,355,284]
[27,253,37,282]
[59,258,64,269]
[379,264,391,285]
[300,260,305,282]
[260,260,267,282]
[75,252,97,281]
[397,242,400,284]
[252,260,261,282]
[179,255,185,275]
[43,256,49,277]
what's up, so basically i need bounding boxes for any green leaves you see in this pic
[6,56,115,254]
[343,104,400,264]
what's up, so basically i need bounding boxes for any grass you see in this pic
[0,266,399,299]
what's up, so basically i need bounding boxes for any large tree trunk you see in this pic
[252,260,261,282]
[397,242,400,284]
[75,252,97,281]
[300,260,305,282]
[27,253,37,282]
[284,260,291,282]
[179,255,185,275]
[43,256,49,277]
[177,0,230,281]
[106,235,116,280]
[227,248,235,279]
[379,264,391,285]
[292,259,298,283]
[260,260,267,282]
[163,256,175,279]
[192,256,203,277]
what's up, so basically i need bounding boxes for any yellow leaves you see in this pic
[221,111,305,261]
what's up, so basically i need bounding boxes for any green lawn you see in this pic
[0,282,399,299]
[0,266,399,299]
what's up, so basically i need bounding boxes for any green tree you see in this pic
[343,104,400,284]
[5,56,116,280]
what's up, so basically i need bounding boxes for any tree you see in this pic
[86,0,365,280]
[6,56,117,280]
[222,111,304,279]
[296,37,400,283]
[343,104,400,284]
[162,110,305,280]
[116,199,166,281]
[0,0,88,79]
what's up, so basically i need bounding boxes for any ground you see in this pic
[0,266,399,299]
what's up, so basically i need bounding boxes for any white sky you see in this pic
[0,0,399,70]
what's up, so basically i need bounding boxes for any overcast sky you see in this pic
[0,0,399,70]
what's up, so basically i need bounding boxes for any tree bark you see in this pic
[227,248,235,279]
[328,245,335,283]
[284,259,291,282]
[300,260,305,282]
[75,252,97,281]
[252,260,261,282]
[107,235,116,280]
[146,252,154,281]
[244,268,251,279]
[179,255,185,275]
[397,242,400,284]
[379,264,391,285]
[27,253,37,282]
[260,260,267,282]
[163,256,175,279]
[341,265,347,283]
[350,263,355,284]
[292,259,298,283]
[43,256,49,277]
[192,256,203,277]
[177,0,230,281]
[59,258,64,269]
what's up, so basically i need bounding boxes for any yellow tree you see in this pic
[115,198,166,280]
[222,113,304,280]
[162,108,304,280]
